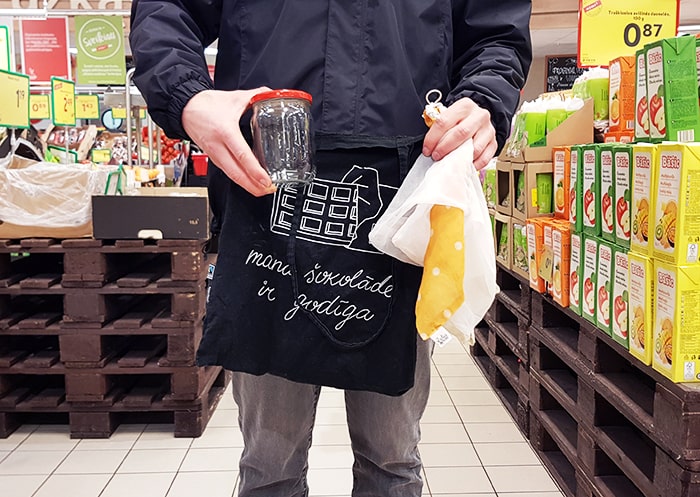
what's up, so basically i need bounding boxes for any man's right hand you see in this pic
[182,87,276,197]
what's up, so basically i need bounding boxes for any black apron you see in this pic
[197,135,424,396]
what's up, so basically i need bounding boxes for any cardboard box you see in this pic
[613,144,632,249]
[511,221,529,279]
[543,220,556,296]
[653,262,700,382]
[653,143,700,265]
[581,144,600,237]
[569,232,583,315]
[609,56,636,132]
[611,248,630,349]
[599,145,616,243]
[502,98,594,163]
[646,36,700,143]
[569,145,583,232]
[596,239,614,336]
[628,253,654,365]
[496,160,512,215]
[92,187,210,240]
[603,130,635,143]
[511,161,554,221]
[553,146,570,221]
[582,236,599,324]
[635,49,650,142]
[495,213,512,269]
[552,223,571,308]
[527,218,546,293]
[630,144,658,257]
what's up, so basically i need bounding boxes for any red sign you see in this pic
[19,18,71,83]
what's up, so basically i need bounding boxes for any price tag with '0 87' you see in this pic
[0,70,30,128]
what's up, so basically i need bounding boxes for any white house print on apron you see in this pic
[270,165,397,254]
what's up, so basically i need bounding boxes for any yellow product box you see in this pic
[569,232,583,315]
[634,49,650,142]
[630,143,658,257]
[527,218,546,293]
[552,223,571,308]
[628,254,653,365]
[582,236,598,324]
[653,143,700,265]
[653,262,700,382]
[608,55,636,133]
[611,247,629,349]
[553,147,570,221]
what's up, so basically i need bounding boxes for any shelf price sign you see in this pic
[578,0,679,67]
[50,76,76,126]
[0,70,30,128]
[30,94,50,120]
[76,94,100,119]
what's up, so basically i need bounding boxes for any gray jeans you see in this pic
[230,337,432,497]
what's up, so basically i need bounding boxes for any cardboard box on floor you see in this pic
[92,187,210,240]
[501,98,594,163]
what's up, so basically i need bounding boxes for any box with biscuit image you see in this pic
[511,222,529,280]
[613,144,632,249]
[596,239,614,336]
[582,144,600,237]
[611,247,630,349]
[630,143,658,257]
[582,235,599,324]
[653,143,700,266]
[645,35,700,143]
[653,262,700,382]
[598,144,616,244]
[628,253,654,365]
[569,144,584,233]
[569,232,583,316]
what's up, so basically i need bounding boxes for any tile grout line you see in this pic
[28,428,82,497]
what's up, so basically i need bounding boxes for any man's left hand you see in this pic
[422,97,497,170]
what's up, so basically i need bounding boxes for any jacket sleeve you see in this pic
[447,0,532,151]
[129,0,222,139]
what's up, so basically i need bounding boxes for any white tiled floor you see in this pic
[0,339,563,497]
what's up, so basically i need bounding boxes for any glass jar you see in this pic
[250,89,315,185]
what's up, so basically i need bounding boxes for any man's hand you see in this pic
[182,87,276,197]
[422,97,497,170]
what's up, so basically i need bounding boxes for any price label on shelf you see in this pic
[0,70,30,128]
[30,94,50,120]
[51,77,76,127]
[76,94,100,119]
[112,107,127,119]
[91,148,111,163]
[578,0,679,67]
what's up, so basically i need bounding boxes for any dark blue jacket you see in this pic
[130,0,532,150]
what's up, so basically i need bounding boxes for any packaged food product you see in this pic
[603,130,635,143]
[497,218,510,265]
[546,100,568,134]
[527,218,546,293]
[653,143,700,265]
[599,145,615,243]
[515,169,526,213]
[582,236,598,324]
[630,144,658,257]
[553,146,570,220]
[635,49,650,142]
[537,171,553,214]
[543,220,555,296]
[646,36,700,143]
[569,232,583,315]
[611,248,629,348]
[520,100,547,147]
[596,240,613,335]
[482,164,497,209]
[628,253,654,365]
[582,144,599,236]
[608,56,635,132]
[569,145,583,232]
[512,223,528,276]
[552,224,571,307]
[653,262,700,382]
[613,144,632,249]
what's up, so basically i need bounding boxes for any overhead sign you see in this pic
[75,16,126,85]
[578,0,680,67]
[19,17,71,83]
[0,70,30,128]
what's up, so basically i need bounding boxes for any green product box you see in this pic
[569,145,584,233]
[634,49,650,142]
[646,36,700,143]
[582,144,600,237]
[569,232,583,315]
[599,144,616,243]
[582,235,599,324]
[611,246,630,349]
[613,144,632,250]
[596,239,614,336]
[482,168,497,209]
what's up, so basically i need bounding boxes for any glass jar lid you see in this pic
[250,89,313,105]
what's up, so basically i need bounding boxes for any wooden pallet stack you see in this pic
[0,238,229,439]
[474,263,700,497]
